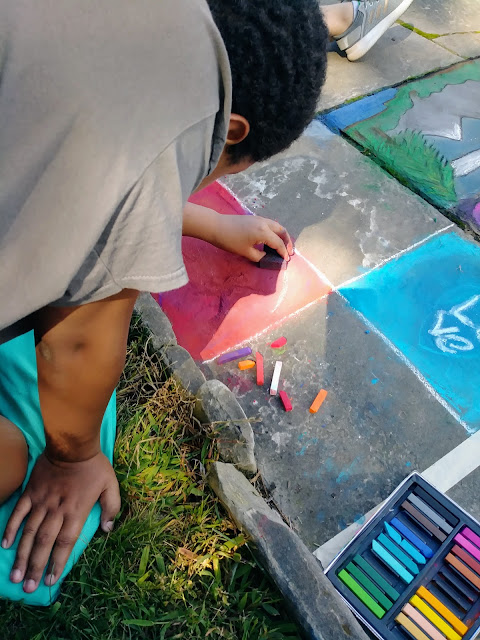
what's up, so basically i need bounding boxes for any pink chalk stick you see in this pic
[271,337,287,349]
[279,391,292,412]
[462,527,480,550]
[455,533,480,563]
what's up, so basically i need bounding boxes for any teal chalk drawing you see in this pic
[321,60,480,233]
[341,232,480,432]
[336,457,361,484]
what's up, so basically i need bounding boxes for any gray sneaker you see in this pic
[335,0,415,61]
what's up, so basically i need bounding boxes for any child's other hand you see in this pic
[213,214,294,262]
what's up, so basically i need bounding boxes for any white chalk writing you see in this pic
[429,295,480,354]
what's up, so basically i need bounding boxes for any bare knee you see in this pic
[0,416,28,504]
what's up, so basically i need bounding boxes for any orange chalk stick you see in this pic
[238,360,255,370]
[309,389,328,414]
[417,586,468,636]
[255,352,264,385]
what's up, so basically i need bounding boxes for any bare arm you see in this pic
[35,289,138,462]
[183,201,294,261]
[3,289,138,593]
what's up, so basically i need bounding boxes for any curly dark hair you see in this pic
[207,0,328,163]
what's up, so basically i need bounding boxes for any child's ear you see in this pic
[226,113,250,146]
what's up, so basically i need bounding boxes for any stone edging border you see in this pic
[134,292,369,640]
[134,293,257,475]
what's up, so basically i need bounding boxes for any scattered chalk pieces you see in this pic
[270,361,283,396]
[256,352,264,386]
[238,360,255,370]
[271,337,287,349]
[309,389,328,414]
[217,347,252,364]
[279,390,292,412]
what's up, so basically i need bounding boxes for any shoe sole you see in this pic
[346,0,415,61]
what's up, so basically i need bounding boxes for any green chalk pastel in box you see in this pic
[338,569,386,619]
[353,554,401,602]
[346,563,393,611]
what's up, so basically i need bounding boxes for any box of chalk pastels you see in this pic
[325,472,480,640]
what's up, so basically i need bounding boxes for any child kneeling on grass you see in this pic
[0,0,414,604]
[0,0,327,604]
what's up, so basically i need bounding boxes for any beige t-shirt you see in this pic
[0,0,231,343]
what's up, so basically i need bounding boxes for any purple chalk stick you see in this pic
[455,533,480,563]
[217,347,252,364]
[462,527,480,551]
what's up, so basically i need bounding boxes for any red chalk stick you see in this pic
[271,337,287,349]
[256,352,264,385]
[279,391,292,412]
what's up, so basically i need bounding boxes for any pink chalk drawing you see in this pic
[473,202,480,225]
[157,182,330,361]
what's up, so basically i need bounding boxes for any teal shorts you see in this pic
[0,331,116,606]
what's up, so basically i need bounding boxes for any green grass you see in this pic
[0,316,301,640]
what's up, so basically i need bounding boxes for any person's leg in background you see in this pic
[320,0,415,61]
[0,417,27,505]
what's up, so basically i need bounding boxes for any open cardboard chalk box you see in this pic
[325,473,480,640]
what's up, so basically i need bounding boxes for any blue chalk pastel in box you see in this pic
[390,517,434,559]
[371,539,414,584]
[323,473,480,640]
[384,522,426,565]
[376,533,419,575]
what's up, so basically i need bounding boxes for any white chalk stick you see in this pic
[270,361,283,396]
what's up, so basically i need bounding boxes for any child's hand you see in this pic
[212,214,294,262]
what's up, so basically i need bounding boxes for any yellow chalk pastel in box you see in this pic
[238,360,255,370]
[409,595,461,640]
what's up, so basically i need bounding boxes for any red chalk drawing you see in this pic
[158,182,329,361]
[271,337,287,349]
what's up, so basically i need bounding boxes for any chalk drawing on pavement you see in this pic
[157,182,330,361]
[320,59,480,234]
[429,295,480,354]
[340,232,480,432]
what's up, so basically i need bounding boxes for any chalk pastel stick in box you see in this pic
[324,472,480,640]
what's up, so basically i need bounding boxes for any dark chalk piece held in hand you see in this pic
[257,245,287,270]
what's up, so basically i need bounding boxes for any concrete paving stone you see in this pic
[207,292,466,550]
[208,462,370,640]
[222,120,451,288]
[160,344,206,395]
[195,380,257,475]
[447,467,480,523]
[135,292,177,348]
[402,0,480,36]
[317,25,461,111]
[435,33,480,59]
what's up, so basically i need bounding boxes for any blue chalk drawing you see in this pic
[319,88,398,134]
[296,435,318,456]
[336,457,361,484]
[340,232,480,432]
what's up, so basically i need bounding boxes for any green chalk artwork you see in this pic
[321,59,480,234]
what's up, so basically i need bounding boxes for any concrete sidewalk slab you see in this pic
[206,286,467,549]
[435,34,480,59]
[318,26,461,111]
[402,0,480,35]
[223,120,450,287]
